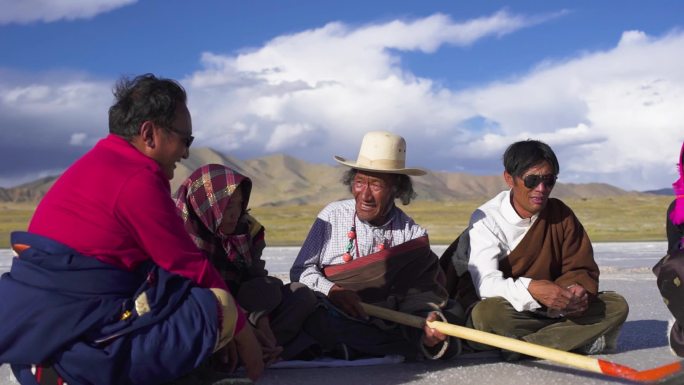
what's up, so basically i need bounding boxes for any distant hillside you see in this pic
[171,148,348,206]
[171,148,642,206]
[643,188,672,196]
[0,176,59,203]
[1,147,644,205]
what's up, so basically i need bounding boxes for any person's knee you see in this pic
[288,282,319,312]
[301,308,337,349]
[210,288,238,351]
[470,297,511,331]
[599,292,629,324]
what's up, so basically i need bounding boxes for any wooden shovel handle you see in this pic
[360,302,684,383]
[360,302,602,374]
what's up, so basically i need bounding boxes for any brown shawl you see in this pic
[501,198,598,293]
[442,198,599,309]
[323,235,447,315]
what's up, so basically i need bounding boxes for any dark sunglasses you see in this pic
[165,127,194,148]
[179,134,194,148]
[522,174,557,189]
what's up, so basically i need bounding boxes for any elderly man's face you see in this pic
[352,170,397,226]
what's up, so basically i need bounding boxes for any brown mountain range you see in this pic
[0,147,640,205]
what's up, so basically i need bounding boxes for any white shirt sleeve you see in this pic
[290,217,336,295]
[467,215,541,312]
[290,201,426,296]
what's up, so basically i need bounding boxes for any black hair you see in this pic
[108,73,187,139]
[503,139,560,177]
[342,168,416,205]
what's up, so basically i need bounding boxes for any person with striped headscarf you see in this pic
[175,163,319,367]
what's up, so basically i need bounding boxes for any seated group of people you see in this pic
[2,73,680,385]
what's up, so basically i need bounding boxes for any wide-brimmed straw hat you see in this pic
[334,131,426,176]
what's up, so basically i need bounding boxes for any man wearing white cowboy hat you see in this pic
[290,131,464,361]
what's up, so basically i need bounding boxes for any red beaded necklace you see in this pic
[342,213,392,263]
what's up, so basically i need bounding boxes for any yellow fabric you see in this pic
[210,288,239,351]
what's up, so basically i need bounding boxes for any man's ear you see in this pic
[139,121,156,149]
[504,171,514,188]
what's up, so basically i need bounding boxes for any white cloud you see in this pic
[186,10,543,166]
[3,84,51,103]
[0,71,110,186]
[181,10,684,190]
[2,11,684,192]
[452,29,684,189]
[0,80,110,144]
[0,0,137,25]
[266,123,320,152]
[193,10,558,88]
[69,132,87,145]
[618,30,650,47]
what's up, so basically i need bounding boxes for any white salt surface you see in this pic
[1,242,680,385]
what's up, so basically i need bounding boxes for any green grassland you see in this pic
[0,195,672,249]
[0,203,36,249]
[253,195,672,246]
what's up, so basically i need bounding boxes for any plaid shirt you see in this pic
[290,199,427,295]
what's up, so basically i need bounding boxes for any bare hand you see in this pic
[212,341,238,373]
[234,323,264,382]
[564,284,589,317]
[328,284,367,319]
[528,280,574,311]
[422,312,447,347]
[254,316,284,366]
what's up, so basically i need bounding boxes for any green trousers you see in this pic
[467,292,629,352]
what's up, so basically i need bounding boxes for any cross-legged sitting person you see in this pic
[291,131,464,361]
[441,139,628,360]
[175,163,319,364]
[0,74,262,384]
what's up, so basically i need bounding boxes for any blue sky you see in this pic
[1,0,683,191]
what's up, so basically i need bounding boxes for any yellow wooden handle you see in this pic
[360,302,602,374]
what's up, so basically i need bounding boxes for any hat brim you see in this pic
[334,156,427,176]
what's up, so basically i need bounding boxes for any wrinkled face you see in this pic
[505,161,556,219]
[154,104,192,180]
[219,187,244,235]
[352,170,397,226]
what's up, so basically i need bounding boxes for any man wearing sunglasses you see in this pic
[442,139,628,360]
[0,74,263,384]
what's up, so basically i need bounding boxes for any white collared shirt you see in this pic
[290,199,426,295]
[467,190,541,312]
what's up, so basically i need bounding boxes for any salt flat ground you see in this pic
[1,242,680,385]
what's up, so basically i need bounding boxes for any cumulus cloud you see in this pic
[452,29,684,188]
[192,10,558,87]
[186,10,549,164]
[69,132,88,146]
[183,11,684,190]
[0,0,136,25]
[1,10,683,192]
[0,70,110,185]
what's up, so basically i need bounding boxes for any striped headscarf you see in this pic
[671,143,684,227]
[174,164,265,276]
